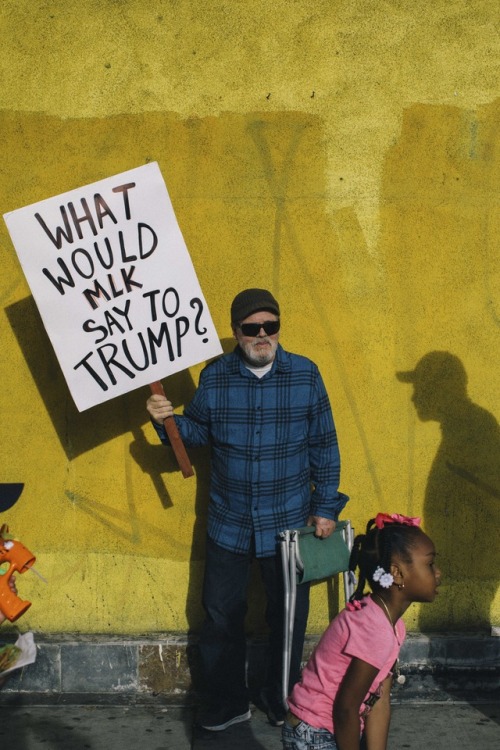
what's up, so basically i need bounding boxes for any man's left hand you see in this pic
[307,516,336,538]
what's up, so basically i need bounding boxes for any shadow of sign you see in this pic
[5,294,198,462]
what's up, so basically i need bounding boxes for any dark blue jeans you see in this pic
[198,535,310,707]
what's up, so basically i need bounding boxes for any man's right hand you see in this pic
[146,394,174,425]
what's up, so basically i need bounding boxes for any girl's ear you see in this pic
[390,561,405,588]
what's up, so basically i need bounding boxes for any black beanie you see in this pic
[230,288,280,324]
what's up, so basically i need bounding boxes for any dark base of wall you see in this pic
[1,632,499,705]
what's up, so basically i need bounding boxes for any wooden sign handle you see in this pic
[149,381,194,478]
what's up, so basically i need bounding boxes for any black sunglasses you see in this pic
[238,320,280,337]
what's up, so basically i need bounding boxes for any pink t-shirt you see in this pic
[288,595,405,734]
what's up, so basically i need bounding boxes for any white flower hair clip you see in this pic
[372,566,394,589]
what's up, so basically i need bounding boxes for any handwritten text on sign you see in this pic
[4,162,222,411]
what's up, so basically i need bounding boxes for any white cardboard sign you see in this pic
[4,162,222,411]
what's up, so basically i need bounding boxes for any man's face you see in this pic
[233,311,280,366]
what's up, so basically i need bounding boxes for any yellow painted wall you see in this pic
[0,1,498,636]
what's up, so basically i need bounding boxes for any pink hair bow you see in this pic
[346,600,363,612]
[375,513,421,529]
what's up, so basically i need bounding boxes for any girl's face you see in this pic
[399,533,441,603]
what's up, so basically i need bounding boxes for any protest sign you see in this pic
[3,162,223,414]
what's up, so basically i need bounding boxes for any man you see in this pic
[147,288,347,731]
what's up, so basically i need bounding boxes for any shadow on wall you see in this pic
[5,294,198,463]
[397,351,500,631]
[5,294,220,631]
[129,338,240,635]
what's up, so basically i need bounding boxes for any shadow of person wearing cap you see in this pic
[397,352,500,633]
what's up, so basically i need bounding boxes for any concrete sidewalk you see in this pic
[1,701,499,749]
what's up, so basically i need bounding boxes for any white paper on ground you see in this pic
[0,631,37,676]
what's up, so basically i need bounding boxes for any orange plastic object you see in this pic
[0,526,36,622]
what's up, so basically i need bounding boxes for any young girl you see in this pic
[283,513,441,750]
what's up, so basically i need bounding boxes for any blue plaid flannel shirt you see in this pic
[153,344,346,557]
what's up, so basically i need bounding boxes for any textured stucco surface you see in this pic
[0,1,499,635]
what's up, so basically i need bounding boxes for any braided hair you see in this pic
[349,517,423,602]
